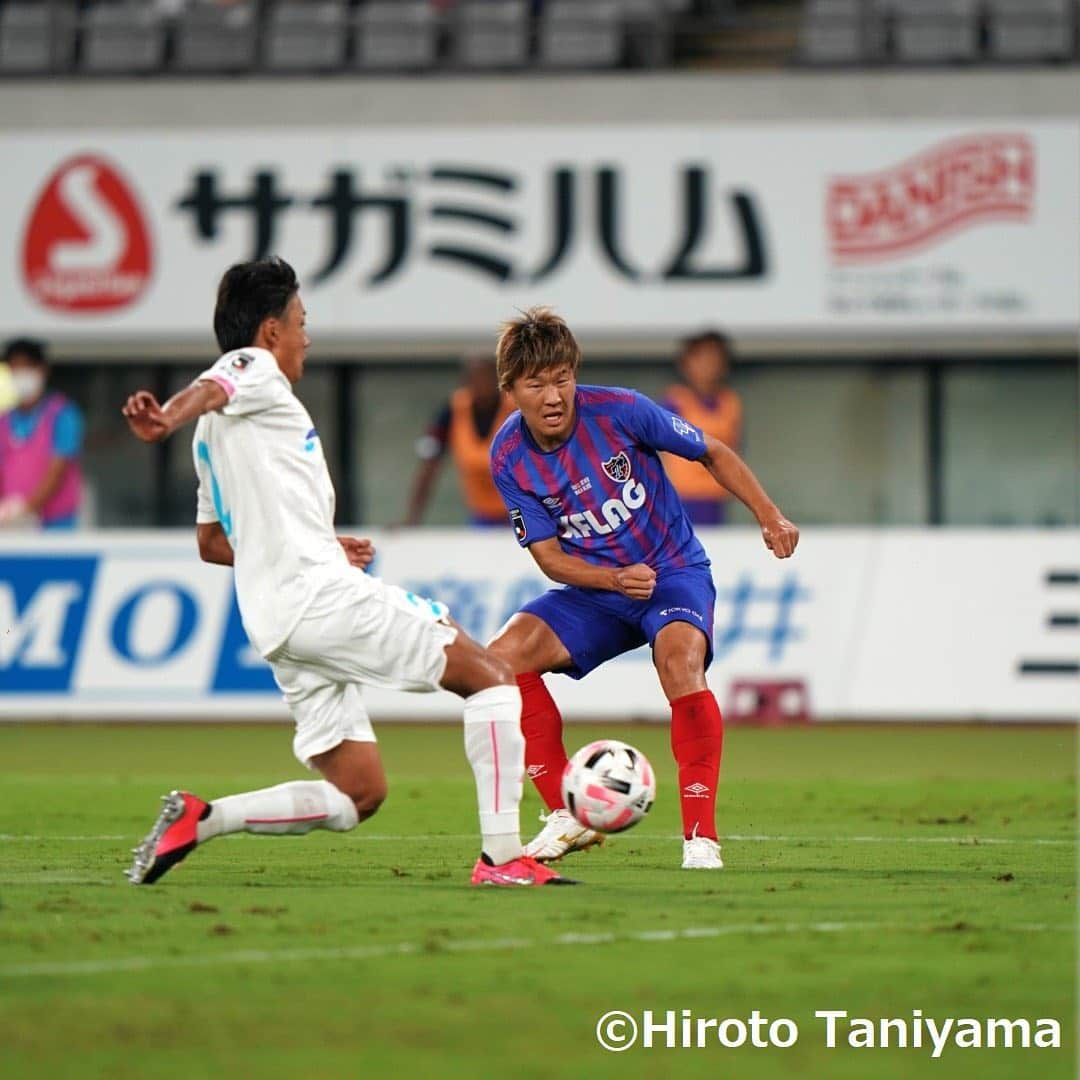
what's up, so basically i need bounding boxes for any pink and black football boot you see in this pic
[470,853,579,887]
[125,790,210,885]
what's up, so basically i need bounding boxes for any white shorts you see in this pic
[268,569,458,768]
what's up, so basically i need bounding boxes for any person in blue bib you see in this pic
[487,308,799,871]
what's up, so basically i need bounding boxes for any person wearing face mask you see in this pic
[0,338,84,530]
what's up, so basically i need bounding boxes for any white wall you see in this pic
[2,71,1079,129]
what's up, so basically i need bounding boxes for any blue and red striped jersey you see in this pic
[490,385,711,572]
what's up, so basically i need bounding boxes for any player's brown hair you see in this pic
[495,307,582,391]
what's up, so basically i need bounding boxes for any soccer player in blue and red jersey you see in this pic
[487,308,799,869]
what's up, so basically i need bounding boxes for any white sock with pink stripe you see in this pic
[463,684,524,866]
[196,780,359,840]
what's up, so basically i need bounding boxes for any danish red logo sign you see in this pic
[827,134,1035,262]
[22,154,152,313]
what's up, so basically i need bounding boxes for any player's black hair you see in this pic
[680,329,733,361]
[3,337,48,367]
[213,257,299,354]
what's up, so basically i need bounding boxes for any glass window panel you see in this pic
[52,363,158,527]
[943,365,1079,526]
[354,363,462,526]
[723,366,928,526]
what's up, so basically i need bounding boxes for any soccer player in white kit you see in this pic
[121,257,573,888]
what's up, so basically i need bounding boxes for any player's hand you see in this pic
[339,535,375,569]
[0,494,31,527]
[613,563,656,600]
[760,513,799,559]
[122,391,171,443]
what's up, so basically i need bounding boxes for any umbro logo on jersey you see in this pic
[542,496,562,510]
[683,782,710,798]
[526,764,547,779]
[601,451,632,483]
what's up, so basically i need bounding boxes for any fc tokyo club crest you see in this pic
[601,451,632,483]
[509,508,527,542]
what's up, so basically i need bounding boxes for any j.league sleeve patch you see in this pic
[509,508,527,542]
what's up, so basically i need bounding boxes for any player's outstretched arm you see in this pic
[528,537,656,599]
[699,435,799,559]
[122,380,228,443]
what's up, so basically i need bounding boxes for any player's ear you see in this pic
[259,315,279,348]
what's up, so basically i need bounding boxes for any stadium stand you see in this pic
[451,0,531,70]
[354,0,438,71]
[986,0,1075,62]
[799,0,884,63]
[892,0,981,64]
[538,0,623,69]
[265,0,349,72]
[0,0,1077,75]
[82,3,167,74]
[0,0,76,74]
[173,0,259,72]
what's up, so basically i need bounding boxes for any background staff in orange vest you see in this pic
[659,330,744,526]
[402,353,514,527]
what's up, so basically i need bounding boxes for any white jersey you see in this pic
[193,347,348,656]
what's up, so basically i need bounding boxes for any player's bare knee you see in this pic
[460,627,514,685]
[486,638,531,677]
[484,649,516,687]
[657,651,703,696]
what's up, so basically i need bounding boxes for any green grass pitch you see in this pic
[0,722,1074,1079]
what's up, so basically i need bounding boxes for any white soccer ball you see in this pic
[561,739,656,833]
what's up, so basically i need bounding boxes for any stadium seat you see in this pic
[452,0,530,70]
[799,0,887,63]
[800,0,862,63]
[0,1,77,74]
[617,0,672,67]
[81,3,166,75]
[354,0,438,72]
[986,0,1074,61]
[265,0,348,72]
[538,0,622,68]
[174,1,259,73]
[893,0,980,63]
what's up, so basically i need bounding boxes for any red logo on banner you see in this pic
[22,154,152,313]
[826,134,1035,262]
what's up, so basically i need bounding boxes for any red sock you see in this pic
[516,672,568,812]
[670,690,724,841]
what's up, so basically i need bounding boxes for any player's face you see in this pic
[511,363,577,447]
[680,343,728,396]
[273,295,310,384]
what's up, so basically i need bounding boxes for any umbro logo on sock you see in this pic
[683,783,710,798]
[526,765,548,779]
